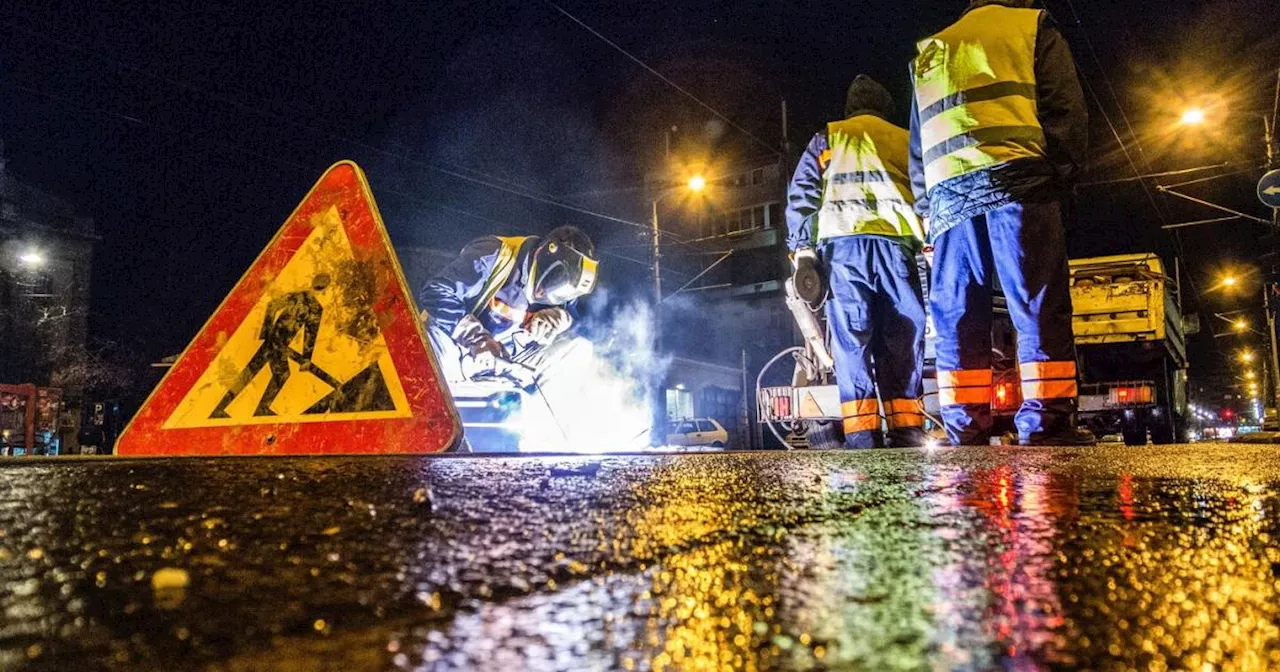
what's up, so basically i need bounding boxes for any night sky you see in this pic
[2,1,1278,401]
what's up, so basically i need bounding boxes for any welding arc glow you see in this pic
[511,299,666,453]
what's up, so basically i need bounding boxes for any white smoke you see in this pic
[514,294,669,453]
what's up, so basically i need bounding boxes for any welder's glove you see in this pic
[525,307,573,345]
[453,315,509,373]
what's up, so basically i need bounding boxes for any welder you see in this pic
[786,75,929,449]
[908,0,1094,446]
[419,226,598,384]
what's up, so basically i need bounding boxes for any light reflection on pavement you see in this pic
[0,445,1278,670]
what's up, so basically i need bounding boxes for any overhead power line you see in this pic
[543,0,781,157]
[1077,161,1256,187]
[1158,164,1267,191]
[1053,0,1169,227]
[0,77,660,273]
[2,20,681,240]
[1159,216,1242,231]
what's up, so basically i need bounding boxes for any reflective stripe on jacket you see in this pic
[470,236,530,315]
[817,116,924,243]
[913,5,1047,191]
[418,235,537,339]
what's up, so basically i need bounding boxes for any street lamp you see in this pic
[1246,371,1257,380]
[1221,274,1239,289]
[649,175,709,306]
[1180,107,1207,125]
[1234,319,1249,332]
[17,250,44,268]
[1240,350,1256,363]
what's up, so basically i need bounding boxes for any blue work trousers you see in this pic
[823,236,928,449]
[930,199,1079,445]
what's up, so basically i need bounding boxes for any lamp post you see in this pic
[646,174,706,445]
[649,174,707,308]
[1220,269,1280,417]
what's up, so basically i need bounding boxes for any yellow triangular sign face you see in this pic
[799,391,823,419]
[164,205,412,428]
[115,161,461,456]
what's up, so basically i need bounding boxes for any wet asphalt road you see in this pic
[1,444,1279,671]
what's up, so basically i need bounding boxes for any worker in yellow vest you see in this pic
[909,0,1094,446]
[787,75,929,449]
[419,226,598,383]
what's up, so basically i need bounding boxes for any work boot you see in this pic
[844,430,883,450]
[887,427,930,448]
[1018,427,1097,447]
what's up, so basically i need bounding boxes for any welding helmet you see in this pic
[530,226,598,305]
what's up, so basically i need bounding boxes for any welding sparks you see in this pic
[513,299,667,453]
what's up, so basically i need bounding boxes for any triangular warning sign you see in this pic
[116,161,461,455]
[798,391,823,419]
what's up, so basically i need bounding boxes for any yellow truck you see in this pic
[1069,254,1189,444]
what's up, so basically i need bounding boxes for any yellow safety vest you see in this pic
[913,5,1047,191]
[470,236,530,316]
[817,115,924,244]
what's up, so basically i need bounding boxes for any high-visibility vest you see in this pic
[816,115,924,243]
[470,236,530,316]
[913,5,1048,191]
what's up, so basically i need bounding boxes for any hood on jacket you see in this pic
[844,75,894,119]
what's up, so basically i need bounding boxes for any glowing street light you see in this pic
[1180,107,1207,125]
[18,250,45,267]
[1234,319,1248,332]
[687,174,707,192]
[1220,274,1239,288]
[1246,371,1257,380]
[1240,350,1256,363]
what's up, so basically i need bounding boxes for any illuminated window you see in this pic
[665,388,693,420]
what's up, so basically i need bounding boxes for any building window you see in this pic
[766,203,782,229]
[752,169,763,185]
[665,388,693,420]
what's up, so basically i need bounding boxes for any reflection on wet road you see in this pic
[1,444,1278,670]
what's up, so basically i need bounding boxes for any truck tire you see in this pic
[1149,411,1176,445]
[1121,424,1146,446]
[805,421,845,450]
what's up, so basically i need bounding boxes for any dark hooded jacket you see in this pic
[908,0,1088,242]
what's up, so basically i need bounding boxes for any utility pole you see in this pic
[650,198,663,308]
[1267,286,1280,414]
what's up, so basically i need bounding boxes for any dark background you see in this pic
[2,0,1278,403]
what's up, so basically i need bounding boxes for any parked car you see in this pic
[666,418,729,448]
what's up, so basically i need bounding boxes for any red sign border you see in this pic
[116,161,461,456]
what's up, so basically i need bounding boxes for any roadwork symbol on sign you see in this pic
[117,161,461,456]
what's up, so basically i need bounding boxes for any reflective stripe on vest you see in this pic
[913,5,1047,191]
[817,116,924,243]
[471,236,531,316]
